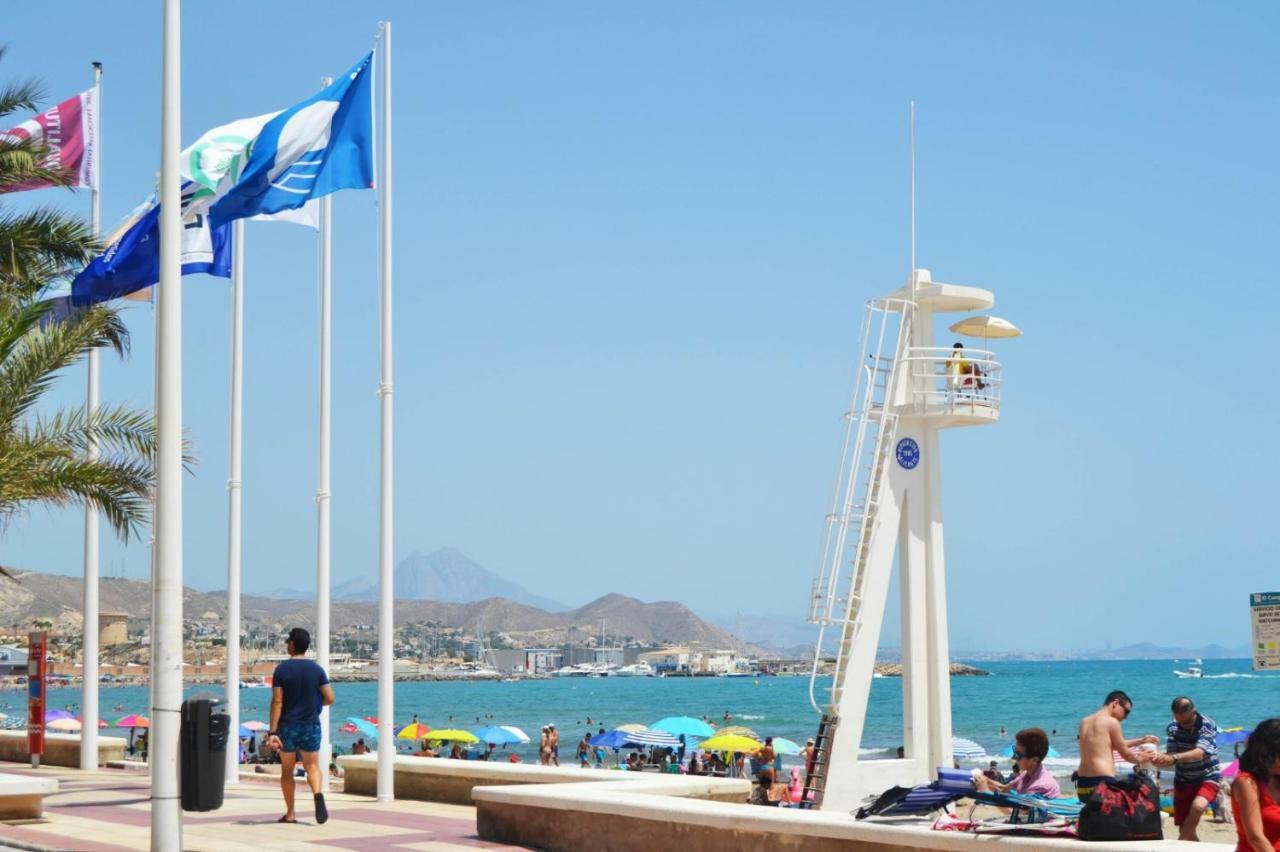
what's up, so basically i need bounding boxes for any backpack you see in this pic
[1077,775,1163,842]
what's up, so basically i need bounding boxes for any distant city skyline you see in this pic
[2,2,1275,653]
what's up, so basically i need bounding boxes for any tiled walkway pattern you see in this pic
[0,767,531,851]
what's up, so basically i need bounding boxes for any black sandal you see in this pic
[277,815,297,823]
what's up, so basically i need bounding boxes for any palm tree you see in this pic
[1,51,99,303]
[0,299,157,561]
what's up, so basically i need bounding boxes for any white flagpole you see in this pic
[375,20,396,802]
[152,0,185,846]
[81,59,103,772]
[316,76,333,790]
[224,219,244,788]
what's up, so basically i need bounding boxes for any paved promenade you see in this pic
[0,767,530,851]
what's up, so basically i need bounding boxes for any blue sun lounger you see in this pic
[970,789,1084,824]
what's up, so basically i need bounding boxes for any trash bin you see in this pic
[180,697,230,811]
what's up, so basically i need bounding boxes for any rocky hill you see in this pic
[0,569,748,650]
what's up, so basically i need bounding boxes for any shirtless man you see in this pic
[547,724,560,767]
[1075,690,1159,802]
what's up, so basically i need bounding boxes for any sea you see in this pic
[5,659,1275,771]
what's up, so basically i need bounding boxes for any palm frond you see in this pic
[0,78,43,120]
[0,445,152,539]
[0,137,75,191]
[0,302,128,431]
[0,207,98,287]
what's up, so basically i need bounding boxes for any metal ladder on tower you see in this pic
[801,299,913,809]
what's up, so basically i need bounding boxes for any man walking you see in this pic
[1074,690,1159,802]
[1153,696,1221,841]
[266,628,335,824]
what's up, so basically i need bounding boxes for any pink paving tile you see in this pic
[46,800,154,826]
[315,829,533,850]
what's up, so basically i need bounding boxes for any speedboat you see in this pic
[1173,665,1203,678]
[614,662,655,677]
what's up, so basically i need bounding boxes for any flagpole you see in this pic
[375,20,395,803]
[224,219,244,789]
[81,59,102,772]
[316,78,333,789]
[152,0,185,846]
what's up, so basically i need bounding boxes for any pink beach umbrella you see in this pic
[241,720,270,732]
[115,714,149,728]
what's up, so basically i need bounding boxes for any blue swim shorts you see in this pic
[278,721,322,753]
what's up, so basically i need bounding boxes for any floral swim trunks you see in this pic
[278,721,322,753]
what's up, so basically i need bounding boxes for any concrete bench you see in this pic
[0,730,126,768]
[0,773,58,821]
[336,753,749,806]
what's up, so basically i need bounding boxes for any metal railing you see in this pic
[901,346,1002,415]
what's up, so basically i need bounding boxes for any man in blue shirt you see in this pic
[266,627,335,824]
[1153,696,1221,842]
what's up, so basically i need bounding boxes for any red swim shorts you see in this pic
[1173,779,1220,824]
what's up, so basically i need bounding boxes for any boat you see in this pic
[1174,658,1204,678]
[550,666,590,678]
[613,662,655,677]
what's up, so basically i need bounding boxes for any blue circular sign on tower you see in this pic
[896,437,921,470]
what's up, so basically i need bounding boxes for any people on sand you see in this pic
[414,740,436,758]
[578,734,592,768]
[1150,696,1222,842]
[1074,690,1159,802]
[982,760,1006,784]
[539,726,550,765]
[265,627,335,825]
[756,738,777,786]
[975,727,1060,798]
[352,738,368,755]
[1231,718,1280,852]
[449,743,464,760]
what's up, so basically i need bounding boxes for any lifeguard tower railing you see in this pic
[902,347,1002,420]
[807,297,912,715]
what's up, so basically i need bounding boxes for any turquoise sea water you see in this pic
[9,659,1275,766]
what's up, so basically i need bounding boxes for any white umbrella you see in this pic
[952,736,987,760]
[948,315,1022,340]
[498,725,530,744]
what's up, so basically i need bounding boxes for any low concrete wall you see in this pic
[473,781,1235,852]
[0,731,126,768]
[337,754,749,806]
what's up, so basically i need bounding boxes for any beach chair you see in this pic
[855,768,974,818]
[970,789,1083,825]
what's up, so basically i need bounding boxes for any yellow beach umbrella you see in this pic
[698,734,762,753]
[396,722,432,740]
[426,729,478,744]
[615,723,647,733]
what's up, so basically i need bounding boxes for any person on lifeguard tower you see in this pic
[945,342,985,392]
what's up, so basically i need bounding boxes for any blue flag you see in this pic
[207,53,374,229]
[71,196,233,306]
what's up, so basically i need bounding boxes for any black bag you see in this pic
[1077,775,1163,842]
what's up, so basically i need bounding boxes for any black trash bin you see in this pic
[180,697,230,811]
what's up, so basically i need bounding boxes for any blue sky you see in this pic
[3,2,1277,652]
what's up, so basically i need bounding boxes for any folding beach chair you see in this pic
[855,768,974,819]
[970,789,1083,824]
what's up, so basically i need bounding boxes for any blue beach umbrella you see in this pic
[771,738,802,756]
[588,729,632,749]
[344,717,379,739]
[650,716,716,739]
[1218,729,1251,746]
[473,725,524,746]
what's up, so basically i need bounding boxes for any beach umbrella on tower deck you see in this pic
[699,734,762,753]
[948,315,1023,340]
[623,728,681,748]
[473,726,524,746]
[770,737,802,756]
[951,737,986,760]
[717,725,759,740]
[425,729,479,744]
[650,716,716,739]
[498,726,530,744]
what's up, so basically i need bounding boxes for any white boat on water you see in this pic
[613,662,655,677]
[551,665,590,678]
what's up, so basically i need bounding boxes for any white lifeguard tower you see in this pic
[801,265,1019,814]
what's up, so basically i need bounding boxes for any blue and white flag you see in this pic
[71,193,232,306]
[206,53,374,229]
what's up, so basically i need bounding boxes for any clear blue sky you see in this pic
[3,2,1277,653]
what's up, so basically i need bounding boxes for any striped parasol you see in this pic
[951,737,987,760]
[623,728,680,748]
[717,725,758,740]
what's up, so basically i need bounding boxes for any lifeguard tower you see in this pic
[801,266,1019,814]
